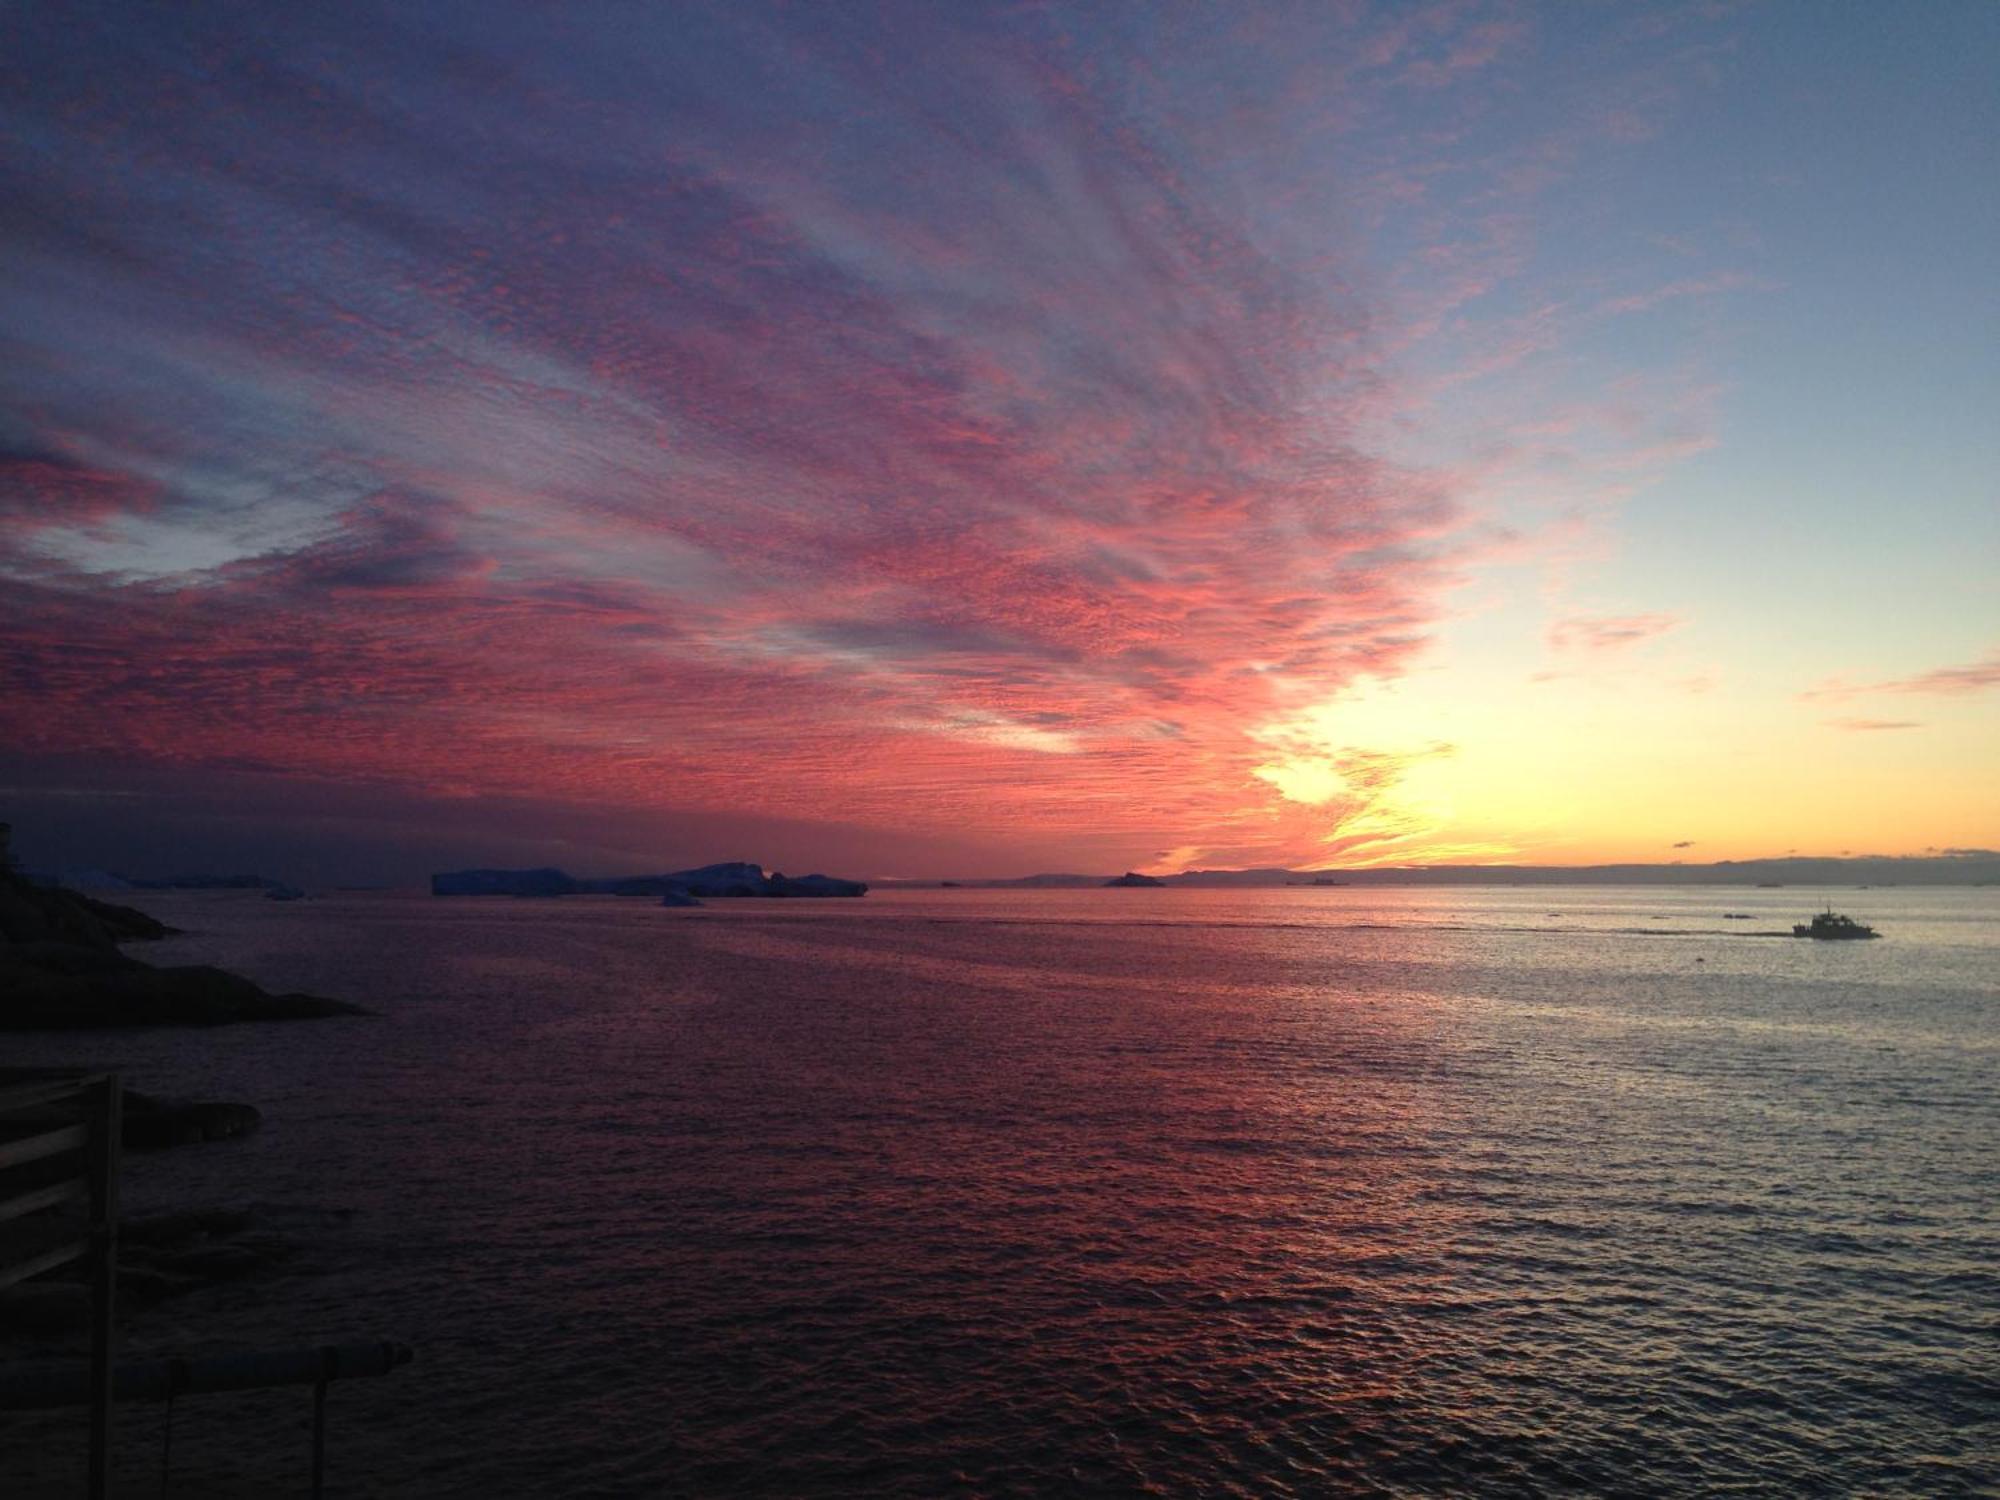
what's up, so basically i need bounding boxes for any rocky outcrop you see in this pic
[0,1085,262,1153]
[0,1203,343,1337]
[0,873,176,947]
[121,1091,263,1148]
[0,943,365,1028]
[1103,871,1165,887]
[1,823,365,1028]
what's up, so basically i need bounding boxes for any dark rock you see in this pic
[4,1091,262,1152]
[176,1100,262,1143]
[121,1093,263,1149]
[658,889,703,908]
[122,1208,293,1285]
[0,873,175,949]
[0,948,367,1029]
[0,1201,341,1337]
[3,830,359,1026]
[118,1207,296,1302]
[6,940,143,976]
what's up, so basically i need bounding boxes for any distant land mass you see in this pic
[432,861,866,900]
[19,869,297,893]
[881,853,2000,889]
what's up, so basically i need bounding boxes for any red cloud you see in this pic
[0,2,1748,870]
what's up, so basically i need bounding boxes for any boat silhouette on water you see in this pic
[1793,908,1879,940]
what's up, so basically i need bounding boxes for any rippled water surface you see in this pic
[8,886,1998,1495]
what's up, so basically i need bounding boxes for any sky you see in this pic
[2,1,1995,882]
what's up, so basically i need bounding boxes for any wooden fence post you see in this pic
[85,1073,120,1500]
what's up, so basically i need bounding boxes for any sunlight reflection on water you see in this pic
[7,887,1996,1495]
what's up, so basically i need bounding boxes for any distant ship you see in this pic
[1792,909,1879,940]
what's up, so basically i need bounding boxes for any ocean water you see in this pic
[6,885,1997,1496]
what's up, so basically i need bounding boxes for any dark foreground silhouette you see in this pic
[0,823,364,1028]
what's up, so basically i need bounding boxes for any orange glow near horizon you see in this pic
[2,4,1995,878]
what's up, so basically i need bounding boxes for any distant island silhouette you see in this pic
[432,861,866,902]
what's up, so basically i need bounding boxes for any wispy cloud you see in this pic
[1548,612,1680,652]
[1823,717,1923,732]
[0,2,1754,868]
[1599,270,1760,315]
[1801,649,2000,702]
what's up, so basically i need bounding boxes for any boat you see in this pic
[1792,908,1878,940]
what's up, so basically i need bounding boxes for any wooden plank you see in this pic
[0,1232,88,1290]
[0,1070,106,1115]
[0,1124,88,1172]
[0,1177,86,1223]
[0,1080,88,1115]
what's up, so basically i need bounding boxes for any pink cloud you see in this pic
[1802,649,2000,702]
[1548,612,1681,652]
[0,1,1754,871]
[1600,270,1760,315]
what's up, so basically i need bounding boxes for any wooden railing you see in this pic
[0,1068,120,1498]
[1,1068,414,1495]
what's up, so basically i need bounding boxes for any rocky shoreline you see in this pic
[1,820,366,1339]
[1,824,365,1029]
[2,1200,349,1339]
